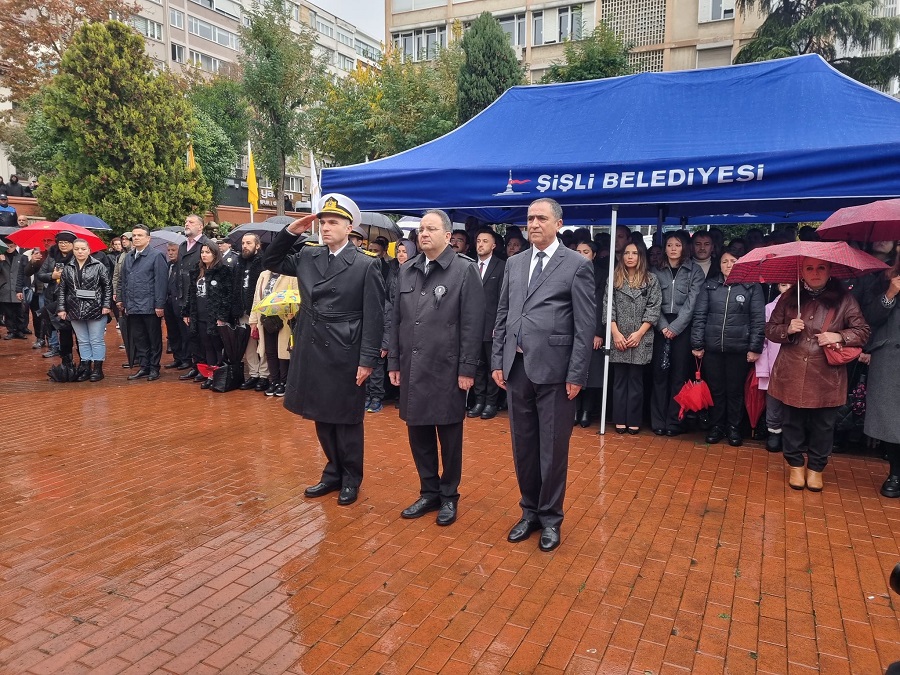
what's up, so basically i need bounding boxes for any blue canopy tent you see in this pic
[322,54,900,225]
[322,54,900,432]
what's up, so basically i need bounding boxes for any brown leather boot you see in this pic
[806,469,823,492]
[789,466,806,490]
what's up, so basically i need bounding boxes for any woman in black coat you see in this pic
[56,239,112,381]
[691,252,765,446]
[184,243,233,389]
[575,241,606,427]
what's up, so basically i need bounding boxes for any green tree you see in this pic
[192,108,239,213]
[457,12,525,124]
[36,21,211,232]
[307,67,377,166]
[1,94,63,177]
[540,22,633,83]
[188,75,251,157]
[734,0,900,88]
[240,0,326,214]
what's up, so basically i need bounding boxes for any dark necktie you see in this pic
[479,261,485,278]
[528,251,546,293]
[327,253,335,264]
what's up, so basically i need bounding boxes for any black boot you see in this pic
[766,432,782,452]
[77,361,92,382]
[90,361,104,382]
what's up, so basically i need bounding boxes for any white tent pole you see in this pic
[599,205,619,436]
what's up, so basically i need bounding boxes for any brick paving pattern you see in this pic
[1,335,899,674]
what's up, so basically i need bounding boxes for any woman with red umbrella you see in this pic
[859,249,900,497]
[766,258,869,492]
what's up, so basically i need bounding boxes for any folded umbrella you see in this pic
[673,358,713,420]
[744,368,766,429]
[218,323,250,365]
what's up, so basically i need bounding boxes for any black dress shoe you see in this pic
[466,402,485,418]
[727,426,743,447]
[577,410,591,428]
[337,486,358,505]
[147,370,160,382]
[127,368,151,380]
[239,377,259,391]
[194,373,206,382]
[304,482,340,498]
[480,405,498,420]
[436,501,457,526]
[766,433,782,452]
[163,361,180,369]
[401,497,441,519]
[614,426,627,434]
[507,519,541,543]
[705,427,725,444]
[665,429,681,437]
[627,427,640,435]
[200,378,213,389]
[539,527,561,552]
[254,378,270,392]
[881,475,900,498]
[176,362,191,370]
[652,428,665,436]
[179,368,199,380]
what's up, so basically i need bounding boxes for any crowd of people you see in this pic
[3,196,900,548]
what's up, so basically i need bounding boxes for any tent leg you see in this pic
[599,205,619,436]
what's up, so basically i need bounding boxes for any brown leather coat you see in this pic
[766,286,869,409]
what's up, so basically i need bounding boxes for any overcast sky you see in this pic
[312,0,385,41]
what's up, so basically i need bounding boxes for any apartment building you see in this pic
[386,0,764,81]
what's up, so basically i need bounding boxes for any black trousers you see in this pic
[315,421,364,488]
[129,313,162,370]
[650,326,693,431]
[119,314,135,366]
[407,422,463,503]
[366,355,385,400]
[885,442,900,477]
[177,301,203,366]
[163,298,187,363]
[196,320,223,367]
[59,325,74,358]
[506,353,574,528]
[577,387,602,415]
[703,351,749,432]
[472,341,500,406]
[263,332,289,384]
[782,404,839,472]
[1,302,25,334]
[611,362,645,427]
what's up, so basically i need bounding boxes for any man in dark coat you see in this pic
[233,233,269,391]
[264,194,385,506]
[0,238,29,339]
[176,214,212,381]
[162,243,189,369]
[388,210,485,526]
[468,228,505,420]
[118,224,168,380]
[491,198,595,552]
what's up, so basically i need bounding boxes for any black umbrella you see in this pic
[228,221,285,245]
[360,212,402,242]
[264,215,295,226]
[218,323,250,365]
[159,225,186,232]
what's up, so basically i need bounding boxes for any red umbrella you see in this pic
[744,369,766,429]
[673,358,713,420]
[8,221,106,253]
[817,199,900,242]
[728,240,888,285]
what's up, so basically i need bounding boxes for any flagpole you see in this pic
[248,141,254,224]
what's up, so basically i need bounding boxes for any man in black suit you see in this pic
[264,194,385,506]
[468,228,505,420]
[492,198,595,552]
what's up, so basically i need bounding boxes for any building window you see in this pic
[337,30,354,47]
[189,49,222,72]
[132,16,163,41]
[499,14,526,47]
[171,43,185,63]
[291,3,300,22]
[284,176,303,193]
[189,0,214,10]
[603,0,664,47]
[559,5,583,42]
[392,26,446,61]
[532,11,543,46]
[337,53,355,71]
[706,0,735,21]
[170,9,184,29]
[188,15,240,50]
[317,19,334,37]
[355,40,381,61]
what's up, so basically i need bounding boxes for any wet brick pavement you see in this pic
[1,333,899,674]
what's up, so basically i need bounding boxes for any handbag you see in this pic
[822,308,861,366]
[211,363,242,393]
[260,314,283,334]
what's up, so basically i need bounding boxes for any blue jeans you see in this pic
[70,318,107,361]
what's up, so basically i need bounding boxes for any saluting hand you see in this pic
[287,214,317,236]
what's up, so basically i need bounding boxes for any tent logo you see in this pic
[494,170,531,196]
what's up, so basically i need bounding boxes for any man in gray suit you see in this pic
[492,198,595,552]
